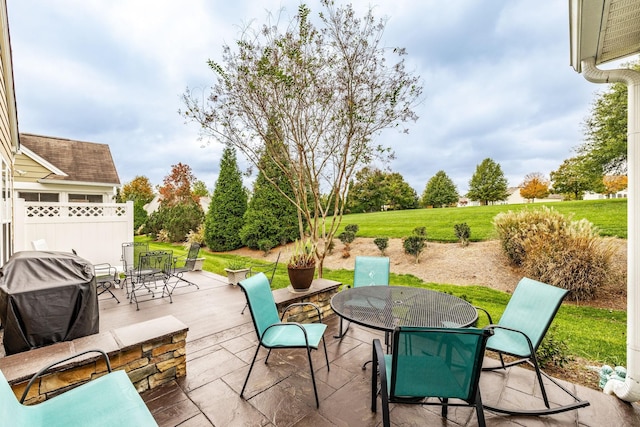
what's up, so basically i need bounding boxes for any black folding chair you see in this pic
[165,243,201,295]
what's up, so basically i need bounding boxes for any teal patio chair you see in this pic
[334,256,390,339]
[240,251,281,315]
[0,349,157,426]
[372,326,493,427]
[239,273,329,408]
[478,277,590,415]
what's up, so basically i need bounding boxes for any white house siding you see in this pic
[584,191,628,200]
[0,0,19,265]
[506,190,562,205]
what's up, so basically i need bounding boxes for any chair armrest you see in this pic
[173,254,189,265]
[474,306,494,324]
[261,322,310,347]
[247,252,280,283]
[94,263,117,278]
[281,302,323,323]
[485,324,536,356]
[372,338,388,412]
[248,262,277,279]
[20,349,112,403]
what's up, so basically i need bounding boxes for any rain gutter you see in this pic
[581,56,640,402]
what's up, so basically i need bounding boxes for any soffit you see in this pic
[570,0,640,72]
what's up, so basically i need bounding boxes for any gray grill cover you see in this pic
[0,251,98,355]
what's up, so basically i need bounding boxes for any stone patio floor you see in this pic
[93,270,640,426]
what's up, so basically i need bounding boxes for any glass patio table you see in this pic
[330,286,478,333]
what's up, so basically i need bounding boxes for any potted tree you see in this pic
[224,260,250,286]
[287,239,316,291]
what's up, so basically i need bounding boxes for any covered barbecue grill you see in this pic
[0,251,98,355]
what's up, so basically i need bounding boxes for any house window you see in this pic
[69,194,103,203]
[1,159,12,265]
[19,192,60,202]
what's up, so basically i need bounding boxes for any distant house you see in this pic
[583,190,628,200]
[457,197,480,207]
[144,194,210,214]
[457,188,562,207]
[504,187,562,204]
[14,133,120,203]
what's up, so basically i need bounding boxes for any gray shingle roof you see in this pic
[19,133,120,185]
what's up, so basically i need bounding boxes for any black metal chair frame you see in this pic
[476,278,589,416]
[477,309,591,416]
[72,248,120,304]
[20,349,113,403]
[164,243,201,295]
[121,242,149,298]
[94,262,120,303]
[5,349,156,426]
[129,250,173,310]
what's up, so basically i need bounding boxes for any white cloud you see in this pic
[6,0,626,196]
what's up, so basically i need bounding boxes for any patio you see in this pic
[54,271,640,425]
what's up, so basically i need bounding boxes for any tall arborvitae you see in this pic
[240,151,299,250]
[205,146,247,251]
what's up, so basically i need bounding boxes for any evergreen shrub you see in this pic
[403,227,427,263]
[373,237,389,255]
[344,224,359,234]
[338,231,355,247]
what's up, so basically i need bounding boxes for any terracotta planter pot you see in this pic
[287,266,315,290]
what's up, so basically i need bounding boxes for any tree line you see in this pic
[117,2,633,278]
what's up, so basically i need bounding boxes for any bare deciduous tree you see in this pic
[182,1,422,275]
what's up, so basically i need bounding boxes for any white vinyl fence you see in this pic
[13,199,134,268]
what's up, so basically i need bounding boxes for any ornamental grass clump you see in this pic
[186,224,206,246]
[493,206,616,301]
[522,219,616,301]
[493,206,570,266]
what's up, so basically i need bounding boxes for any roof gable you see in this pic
[20,145,67,176]
[19,133,120,185]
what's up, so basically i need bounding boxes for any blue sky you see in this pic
[6,0,638,195]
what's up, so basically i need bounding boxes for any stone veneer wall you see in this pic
[272,278,342,323]
[0,315,187,404]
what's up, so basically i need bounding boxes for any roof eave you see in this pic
[20,146,68,176]
[570,0,640,73]
[36,178,119,188]
[569,0,606,73]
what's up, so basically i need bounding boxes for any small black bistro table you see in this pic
[330,286,478,333]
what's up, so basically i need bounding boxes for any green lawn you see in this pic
[338,198,627,241]
[139,198,628,370]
